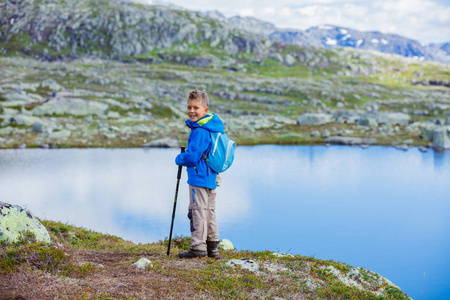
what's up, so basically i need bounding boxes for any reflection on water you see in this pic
[0,146,449,300]
[433,151,448,169]
[0,148,249,243]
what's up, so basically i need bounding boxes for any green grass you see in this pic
[0,221,411,299]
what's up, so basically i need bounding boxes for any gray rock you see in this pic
[432,127,450,151]
[269,53,283,63]
[325,136,377,145]
[48,130,72,139]
[103,132,117,139]
[107,111,121,119]
[421,124,437,141]
[358,115,378,127]
[40,79,63,92]
[225,259,259,272]
[395,144,409,151]
[32,98,109,117]
[2,108,19,115]
[0,201,51,244]
[11,114,43,126]
[418,146,428,153]
[375,112,410,126]
[310,130,320,137]
[305,280,319,291]
[336,113,360,124]
[322,129,330,138]
[11,115,60,133]
[365,103,379,112]
[284,54,296,67]
[297,113,333,125]
[1,92,41,107]
[33,122,44,133]
[143,138,179,148]
[133,124,153,134]
[0,127,14,135]
[271,252,294,258]
[101,98,131,110]
[435,118,446,125]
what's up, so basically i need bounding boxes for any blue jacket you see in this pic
[175,113,225,189]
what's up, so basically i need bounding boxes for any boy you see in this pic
[175,90,223,259]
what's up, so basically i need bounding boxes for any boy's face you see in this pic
[187,99,208,122]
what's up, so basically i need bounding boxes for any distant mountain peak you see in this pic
[205,14,449,64]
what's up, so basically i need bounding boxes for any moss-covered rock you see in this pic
[0,201,51,244]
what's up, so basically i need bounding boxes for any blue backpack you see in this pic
[203,132,235,173]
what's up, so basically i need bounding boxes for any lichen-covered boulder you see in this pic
[218,238,234,250]
[0,202,51,244]
[225,259,259,272]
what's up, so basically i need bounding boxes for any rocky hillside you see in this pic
[208,12,450,64]
[0,0,269,62]
[0,0,449,151]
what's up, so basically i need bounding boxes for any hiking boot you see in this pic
[178,249,207,259]
[206,241,221,259]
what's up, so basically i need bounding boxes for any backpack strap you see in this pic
[201,132,213,175]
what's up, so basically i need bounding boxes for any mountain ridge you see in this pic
[205,11,450,64]
[0,0,271,62]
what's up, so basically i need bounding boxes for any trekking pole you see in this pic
[167,146,186,256]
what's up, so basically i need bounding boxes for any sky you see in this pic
[143,0,450,44]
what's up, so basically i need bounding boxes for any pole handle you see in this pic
[176,147,185,179]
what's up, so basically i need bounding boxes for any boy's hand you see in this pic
[216,173,222,187]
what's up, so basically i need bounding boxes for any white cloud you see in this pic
[239,8,254,17]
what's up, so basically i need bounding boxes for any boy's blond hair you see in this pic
[187,90,209,108]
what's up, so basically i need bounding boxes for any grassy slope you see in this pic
[0,221,410,299]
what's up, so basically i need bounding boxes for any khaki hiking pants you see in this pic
[188,185,219,251]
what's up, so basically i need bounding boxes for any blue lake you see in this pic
[0,146,449,299]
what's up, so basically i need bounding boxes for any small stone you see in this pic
[132,258,153,270]
[395,144,408,151]
[107,111,121,119]
[418,146,428,153]
[225,259,259,272]
[310,130,320,137]
[284,54,296,67]
[272,252,294,258]
[322,129,330,138]
[33,122,44,133]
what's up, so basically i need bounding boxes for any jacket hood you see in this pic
[185,113,224,133]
